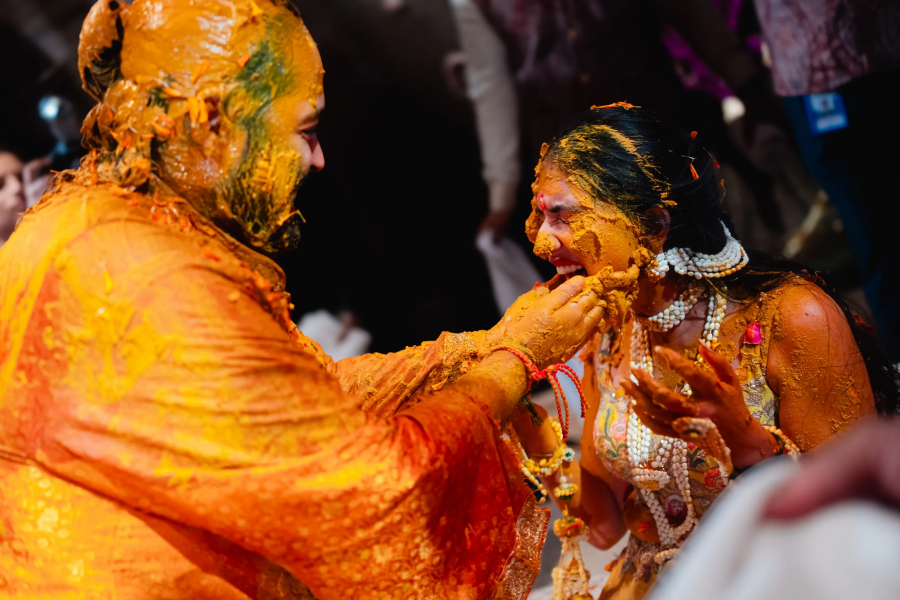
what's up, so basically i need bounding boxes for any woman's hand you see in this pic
[622,345,777,469]
[487,276,605,369]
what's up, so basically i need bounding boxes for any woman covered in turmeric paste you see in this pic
[0,1,618,597]
[511,106,899,600]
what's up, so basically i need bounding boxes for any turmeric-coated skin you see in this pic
[0,0,621,596]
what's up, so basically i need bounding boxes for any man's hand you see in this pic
[489,276,605,369]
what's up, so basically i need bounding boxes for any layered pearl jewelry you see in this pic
[701,290,727,347]
[765,426,801,457]
[654,221,749,280]
[646,283,705,332]
[626,283,731,560]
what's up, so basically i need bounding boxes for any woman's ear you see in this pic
[642,207,670,254]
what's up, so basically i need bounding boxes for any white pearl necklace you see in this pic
[683,290,728,396]
[645,283,704,332]
[654,222,749,280]
[626,284,729,555]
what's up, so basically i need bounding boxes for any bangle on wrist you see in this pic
[766,425,801,457]
[729,425,800,481]
[488,342,586,442]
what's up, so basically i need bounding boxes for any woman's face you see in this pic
[0,152,25,240]
[529,160,643,279]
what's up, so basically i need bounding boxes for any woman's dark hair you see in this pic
[545,106,899,416]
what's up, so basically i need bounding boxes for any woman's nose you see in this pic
[533,230,560,259]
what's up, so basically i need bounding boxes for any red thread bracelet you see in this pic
[494,345,587,441]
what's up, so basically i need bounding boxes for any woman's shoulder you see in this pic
[762,275,847,335]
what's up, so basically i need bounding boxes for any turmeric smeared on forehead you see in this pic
[79,0,323,108]
[546,123,664,208]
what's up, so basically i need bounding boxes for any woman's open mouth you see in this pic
[551,261,587,280]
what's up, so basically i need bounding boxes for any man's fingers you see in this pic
[544,276,586,310]
[584,302,606,329]
[531,284,550,298]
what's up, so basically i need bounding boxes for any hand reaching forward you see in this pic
[622,345,777,469]
[488,276,605,369]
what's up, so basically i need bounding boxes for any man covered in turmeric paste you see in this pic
[0,1,612,597]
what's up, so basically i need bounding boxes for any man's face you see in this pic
[148,5,326,254]
[80,0,326,255]
[214,15,327,254]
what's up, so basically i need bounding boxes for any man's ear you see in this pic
[642,207,670,254]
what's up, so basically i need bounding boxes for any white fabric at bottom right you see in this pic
[648,457,900,600]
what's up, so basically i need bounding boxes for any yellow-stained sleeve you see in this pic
[23,216,535,598]
[336,330,488,418]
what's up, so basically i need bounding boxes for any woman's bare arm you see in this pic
[767,283,876,451]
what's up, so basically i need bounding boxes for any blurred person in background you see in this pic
[448,0,785,246]
[0,148,74,248]
[0,149,25,247]
[647,417,900,600]
[0,148,46,246]
[753,0,900,360]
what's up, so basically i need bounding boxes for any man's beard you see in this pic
[215,171,308,257]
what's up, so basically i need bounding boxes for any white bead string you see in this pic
[645,282,705,332]
[682,288,727,397]
[657,221,750,280]
[626,284,730,561]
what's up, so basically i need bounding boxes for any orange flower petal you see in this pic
[187,96,201,125]
[191,60,210,84]
[152,123,173,138]
[690,163,699,180]
[162,87,184,99]
[237,54,252,69]
[592,101,636,110]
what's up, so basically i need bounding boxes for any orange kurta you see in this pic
[0,180,546,598]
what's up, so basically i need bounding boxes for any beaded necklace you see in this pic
[645,282,704,332]
[626,283,729,561]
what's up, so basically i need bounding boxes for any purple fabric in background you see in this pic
[663,0,761,99]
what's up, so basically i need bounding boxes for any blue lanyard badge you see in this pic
[803,92,849,134]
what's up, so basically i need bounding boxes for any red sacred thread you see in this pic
[495,346,587,441]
